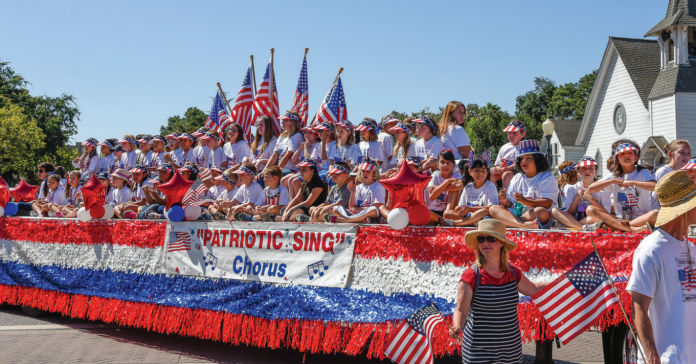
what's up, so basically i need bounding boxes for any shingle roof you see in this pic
[649,59,696,99]
[645,0,696,36]
[610,37,661,109]
[551,119,582,147]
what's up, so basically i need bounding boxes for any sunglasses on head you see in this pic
[476,235,498,243]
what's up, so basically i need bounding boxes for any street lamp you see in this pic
[542,119,555,166]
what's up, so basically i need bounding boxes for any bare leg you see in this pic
[489,172,502,185]
[629,210,658,233]
[549,207,583,230]
[502,171,514,189]
[527,206,551,225]
[586,205,629,232]
[334,209,379,223]
[447,209,489,227]
[488,205,537,229]
[292,178,302,200]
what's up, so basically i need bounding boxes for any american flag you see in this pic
[531,251,619,344]
[205,90,232,134]
[679,264,696,291]
[314,75,347,125]
[183,187,205,207]
[263,190,281,206]
[253,57,280,135]
[167,231,192,253]
[384,302,445,364]
[291,53,309,126]
[195,184,209,196]
[231,63,256,141]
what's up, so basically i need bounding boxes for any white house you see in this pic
[574,0,696,176]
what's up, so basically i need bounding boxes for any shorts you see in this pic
[280,205,311,217]
[430,209,444,217]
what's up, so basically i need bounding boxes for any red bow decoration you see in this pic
[0,177,9,207]
[380,161,431,210]
[10,178,40,203]
[157,170,194,210]
[81,175,107,210]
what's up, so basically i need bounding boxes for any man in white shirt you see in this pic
[627,170,696,364]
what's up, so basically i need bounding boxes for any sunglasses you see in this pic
[476,235,498,244]
[37,169,45,173]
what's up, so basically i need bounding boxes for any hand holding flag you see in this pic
[384,302,446,364]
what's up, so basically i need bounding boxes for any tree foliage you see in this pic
[390,107,444,123]
[515,71,597,122]
[159,107,209,135]
[0,99,46,183]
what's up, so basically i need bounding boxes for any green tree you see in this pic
[390,107,444,124]
[466,103,512,161]
[0,99,46,184]
[515,77,557,122]
[160,107,209,135]
[547,70,597,121]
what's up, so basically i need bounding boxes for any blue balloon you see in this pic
[3,202,18,216]
[167,205,185,222]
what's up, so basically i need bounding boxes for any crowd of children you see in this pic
[14,100,693,233]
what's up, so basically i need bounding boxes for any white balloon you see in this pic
[184,205,202,221]
[101,204,115,220]
[164,208,169,219]
[77,207,91,222]
[0,206,4,217]
[387,208,409,230]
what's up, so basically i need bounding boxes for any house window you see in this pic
[552,143,560,167]
[595,149,603,178]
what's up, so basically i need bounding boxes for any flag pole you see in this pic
[590,238,647,364]
[216,82,234,117]
[312,67,344,125]
[250,55,257,96]
[269,48,275,110]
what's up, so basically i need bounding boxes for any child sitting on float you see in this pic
[199,131,226,170]
[246,117,278,178]
[267,158,327,223]
[247,166,289,222]
[489,140,559,229]
[109,169,133,207]
[309,162,352,222]
[379,114,399,167]
[33,174,66,217]
[118,135,138,171]
[286,126,322,199]
[585,139,657,232]
[354,119,387,171]
[426,149,463,225]
[328,120,359,170]
[441,151,498,227]
[413,116,444,171]
[73,138,100,179]
[490,120,526,189]
[50,170,82,218]
[114,165,152,219]
[655,139,691,182]
[550,158,612,231]
[223,123,252,171]
[227,164,264,221]
[203,169,239,220]
[138,163,174,219]
[267,111,304,190]
[389,123,417,168]
[325,158,387,224]
[191,127,210,169]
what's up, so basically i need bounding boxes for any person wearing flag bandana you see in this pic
[413,115,444,171]
[114,164,153,219]
[491,120,527,189]
[118,135,138,171]
[378,114,399,167]
[135,135,154,168]
[191,127,210,169]
[73,138,100,178]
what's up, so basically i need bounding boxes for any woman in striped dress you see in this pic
[450,219,549,363]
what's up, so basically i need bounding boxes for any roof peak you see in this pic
[645,0,696,37]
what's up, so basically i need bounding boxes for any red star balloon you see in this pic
[81,175,107,210]
[10,178,40,203]
[157,170,194,210]
[0,177,9,208]
[380,161,431,210]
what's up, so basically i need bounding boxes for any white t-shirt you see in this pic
[110,187,132,205]
[627,229,696,364]
[377,132,394,165]
[494,142,521,166]
[427,170,463,211]
[208,148,226,169]
[220,187,239,202]
[263,186,290,206]
[193,145,210,168]
[98,154,116,173]
[105,188,114,204]
[73,155,100,178]
[46,186,67,205]
[176,148,195,166]
[171,148,184,166]
[563,181,612,212]
[357,140,387,165]
[302,141,323,164]
[415,137,444,161]
[233,182,263,205]
[252,136,278,163]
[317,140,336,169]
[121,151,137,171]
[654,165,674,182]
[205,185,222,200]
[507,171,559,211]
[274,133,304,171]
[66,185,82,206]
[133,180,154,201]
[136,150,153,167]
[354,182,386,208]
[328,143,359,166]
[224,140,253,166]
[393,143,417,166]
[441,125,470,159]
[458,181,499,208]
[600,168,656,217]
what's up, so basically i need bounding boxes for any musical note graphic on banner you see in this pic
[204,252,218,271]
[307,260,329,280]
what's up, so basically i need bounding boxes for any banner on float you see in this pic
[161,222,357,288]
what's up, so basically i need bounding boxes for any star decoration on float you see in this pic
[157,170,194,210]
[81,175,107,210]
[9,178,40,203]
[380,161,431,210]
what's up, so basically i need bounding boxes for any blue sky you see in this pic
[1,0,666,143]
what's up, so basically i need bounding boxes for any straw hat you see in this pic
[464,219,517,252]
[654,170,696,227]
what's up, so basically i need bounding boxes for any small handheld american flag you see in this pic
[314,75,347,125]
[205,90,231,135]
[384,302,445,364]
[531,251,619,344]
[230,63,255,140]
[291,53,309,126]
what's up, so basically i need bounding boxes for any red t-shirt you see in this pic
[460,265,523,290]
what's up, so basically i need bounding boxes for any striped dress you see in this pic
[460,266,523,363]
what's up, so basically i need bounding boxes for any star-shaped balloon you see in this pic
[380,161,431,210]
[0,177,9,207]
[10,178,40,203]
[157,170,194,210]
[81,175,106,210]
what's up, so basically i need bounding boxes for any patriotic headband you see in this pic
[681,158,696,170]
[179,133,194,142]
[359,157,378,170]
[297,158,318,168]
[138,136,153,145]
[467,150,491,168]
[328,164,350,174]
[503,121,526,133]
[200,133,220,142]
[390,123,412,136]
[301,127,319,135]
[152,135,167,144]
[405,156,421,167]
[381,114,400,126]
[118,137,137,145]
[98,140,114,149]
[576,157,599,168]
[82,138,99,147]
[215,173,236,184]
[315,122,335,132]
[355,120,377,131]
[177,163,199,176]
[560,163,578,174]
[614,143,639,155]
[129,165,148,174]
[233,166,256,177]
[518,140,545,156]
[210,166,224,174]
[335,120,354,130]
[157,163,174,173]
[279,112,299,122]
[165,133,180,140]
[412,116,436,131]
[191,128,207,137]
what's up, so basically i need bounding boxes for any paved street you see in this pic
[0,304,604,364]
